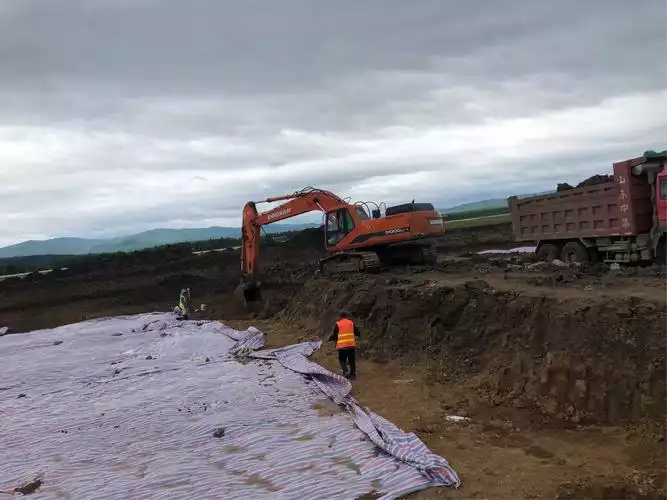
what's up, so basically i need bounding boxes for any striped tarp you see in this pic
[0,313,460,499]
[251,343,461,490]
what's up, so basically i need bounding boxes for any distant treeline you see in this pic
[0,228,319,278]
[0,254,75,276]
[0,236,243,277]
[442,206,509,221]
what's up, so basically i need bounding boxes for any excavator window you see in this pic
[660,179,667,199]
[355,207,370,220]
[326,208,355,247]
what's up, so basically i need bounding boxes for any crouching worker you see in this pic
[329,310,360,380]
[174,287,192,320]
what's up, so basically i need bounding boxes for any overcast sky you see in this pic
[0,0,665,246]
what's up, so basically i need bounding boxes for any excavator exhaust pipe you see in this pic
[233,281,263,313]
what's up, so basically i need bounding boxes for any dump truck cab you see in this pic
[628,150,666,259]
[656,166,667,231]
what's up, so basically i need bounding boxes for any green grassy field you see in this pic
[440,206,509,221]
[444,212,511,229]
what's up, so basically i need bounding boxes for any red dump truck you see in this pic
[508,150,667,264]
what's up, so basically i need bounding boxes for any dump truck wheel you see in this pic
[536,244,560,262]
[560,241,589,264]
[656,236,666,265]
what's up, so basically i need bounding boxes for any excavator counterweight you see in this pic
[235,187,444,310]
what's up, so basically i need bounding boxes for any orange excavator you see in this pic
[236,187,444,308]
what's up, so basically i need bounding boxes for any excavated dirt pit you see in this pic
[223,270,666,499]
[225,272,665,499]
[263,275,666,427]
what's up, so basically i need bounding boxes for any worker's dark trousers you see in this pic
[338,348,356,379]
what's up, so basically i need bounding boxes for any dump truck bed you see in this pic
[509,157,654,242]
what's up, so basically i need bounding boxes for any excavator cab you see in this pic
[325,208,357,248]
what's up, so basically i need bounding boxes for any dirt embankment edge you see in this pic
[264,276,666,426]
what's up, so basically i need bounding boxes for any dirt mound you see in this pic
[557,174,615,192]
[436,223,514,252]
[555,479,665,500]
[269,275,666,426]
[283,226,325,249]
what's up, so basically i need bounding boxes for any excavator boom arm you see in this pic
[240,189,347,282]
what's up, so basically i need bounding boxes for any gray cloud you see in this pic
[0,0,665,246]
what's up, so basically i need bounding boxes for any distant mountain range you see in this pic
[2,192,559,258]
[439,199,508,213]
[440,191,555,213]
[0,224,316,259]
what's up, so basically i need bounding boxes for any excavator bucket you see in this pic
[233,282,263,312]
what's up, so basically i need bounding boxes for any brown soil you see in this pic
[229,318,667,500]
[0,225,665,499]
[436,223,515,252]
[265,274,666,426]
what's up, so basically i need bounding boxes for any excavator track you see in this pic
[421,245,438,264]
[377,242,438,266]
[319,251,381,276]
[359,252,382,272]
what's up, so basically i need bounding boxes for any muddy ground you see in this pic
[0,225,665,499]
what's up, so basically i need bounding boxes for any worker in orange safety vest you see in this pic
[329,310,361,380]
